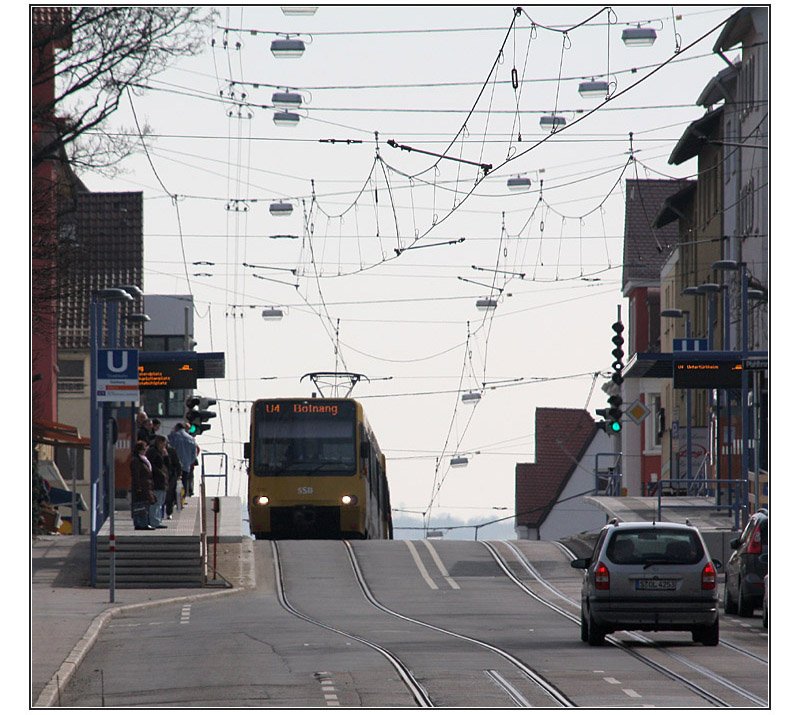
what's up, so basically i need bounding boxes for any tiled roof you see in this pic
[58,192,144,349]
[622,179,690,288]
[669,107,723,166]
[31,7,72,48]
[515,407,598,529]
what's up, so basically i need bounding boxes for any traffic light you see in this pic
[595,405,622,435]
[608,320,625,433]
[611,320,625,386]
[606,394,623,433]
[595,407,611,432]
[185,395,217,435]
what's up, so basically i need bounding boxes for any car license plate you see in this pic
[635,578,677,591]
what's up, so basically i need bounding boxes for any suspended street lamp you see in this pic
[269,200,294,217]
[281,6,318,15]
[506,175,531,192]
[262,307,285,321]
[622,25,657,47]
[270,37,306,58]
[539,113,567,131]
[578,78,609,98]
[461,391,482,404]
[272,90,303,108]
[273,110,301,127]
[450,456,469,468]
[476,297,498,311]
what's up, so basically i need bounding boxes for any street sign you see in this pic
[96,349,139,402]
[673,338,708,352]
[744,357,768,370]
[625,399,651,426]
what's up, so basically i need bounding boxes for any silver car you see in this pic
[571,520,721,646]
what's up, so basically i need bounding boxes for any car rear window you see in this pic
[606,528,703,565]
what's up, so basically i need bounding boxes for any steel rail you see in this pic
[488,541,768,708]
[343,540,575,708]
[270,542,434,708]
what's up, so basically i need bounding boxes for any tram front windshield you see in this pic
[253,402,356,476]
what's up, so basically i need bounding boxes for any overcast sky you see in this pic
[29,4,779,531]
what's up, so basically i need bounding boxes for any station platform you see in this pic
[97,494,247,542]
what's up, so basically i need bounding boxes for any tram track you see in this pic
[342,540,576,708]
[271,542,434,707]
[486,540,768,708]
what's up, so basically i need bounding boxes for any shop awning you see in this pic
[32,420,91,449]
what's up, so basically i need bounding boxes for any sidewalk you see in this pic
[31,496,254,707]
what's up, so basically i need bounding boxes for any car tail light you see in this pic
[746,524,762,554]
[701,562,717,590]
[594,561,610,590]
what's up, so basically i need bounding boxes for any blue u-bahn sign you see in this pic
[96,348,140,402]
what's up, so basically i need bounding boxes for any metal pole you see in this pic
[740,263,750,525]
[685,313,693,487]
[722,283,732,511]
[89,300,100,587]
[107,414,116,603]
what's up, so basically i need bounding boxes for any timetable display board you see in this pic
[673,359,743,389]
[138,360,198,389]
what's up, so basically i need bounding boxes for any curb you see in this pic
[34,585,247,707]
[34,538,256,708]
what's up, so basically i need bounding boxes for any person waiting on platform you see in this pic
[131,440,156,531]
[165,439,183,519]
[145,436,169,528]
[169,423,198,502]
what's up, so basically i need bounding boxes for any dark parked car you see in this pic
[571,520,721,646]
[724,508,768,618]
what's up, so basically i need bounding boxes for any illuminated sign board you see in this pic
[138,360,198,389]
[260,400,355,419]
[673,359,743,389]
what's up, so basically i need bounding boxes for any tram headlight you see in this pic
[341,495,358,506]
[253,495,270,506]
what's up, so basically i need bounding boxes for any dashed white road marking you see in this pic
[422,539,460,589]
[405,541,439,590]
[180,605,191,624]
[317,672,340,707]
[623,689,642,698]
[603,677,621,685]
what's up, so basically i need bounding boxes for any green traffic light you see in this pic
[610,421,622,432]
[188,424,198,435]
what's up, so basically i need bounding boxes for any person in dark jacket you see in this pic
[165,441,182,519]
[145,436,170,528]
[131,441,156,530]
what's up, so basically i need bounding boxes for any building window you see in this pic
[142,388,189,419]
[57,359,85,394]
[646,394,662,450]
[55,445,85,482]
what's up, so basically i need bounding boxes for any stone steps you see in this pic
[95,535,203,588]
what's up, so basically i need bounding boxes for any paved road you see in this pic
[55,539,769,708]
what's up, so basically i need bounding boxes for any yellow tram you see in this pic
[245,397,392,539]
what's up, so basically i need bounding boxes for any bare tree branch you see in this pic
[32,6,216,170]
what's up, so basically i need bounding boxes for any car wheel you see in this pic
[586,607,606,646]
[737,580,754,617]
[580,607,589,642]
[723,578,737,615]
[694,619,719,646]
